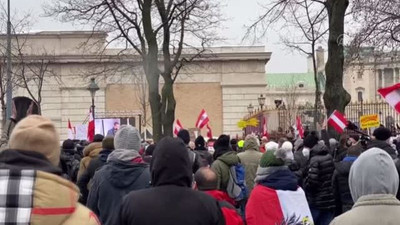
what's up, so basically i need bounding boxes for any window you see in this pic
[358,91,363,102]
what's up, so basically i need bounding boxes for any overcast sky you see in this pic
[3,0,307,73]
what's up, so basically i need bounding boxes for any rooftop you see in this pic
[267,73,315,88]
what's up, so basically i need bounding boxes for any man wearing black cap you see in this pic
[177,129,201,173]
[117,137,224,225]
[367,127,398,159]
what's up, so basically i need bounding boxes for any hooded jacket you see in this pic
[205,190,244,225]
[211,151,240,191]
[237,137,263,195]
[118,137,225,225]
[367,140,398,159]
[332,156,357,214]
[304,144,335,210]
[86,149,150,225]
[0,149,100,225]
[330,148,400,225]
[77,142,102,179]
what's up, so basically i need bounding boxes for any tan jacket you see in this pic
[77,142,102,179]
[28,171,99,225]
[237,138,262,195]
[330,194,400,225]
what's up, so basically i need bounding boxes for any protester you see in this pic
[367,127,398,159]
[87,126,150,225]
[59,139,81,182]
[330,148,400,225]
[177,129,200,173]
[143,144,156,164]
[348,135,360,146]
[194,135,213,167]
[77,134,104,179]
[247,148,313,225]
[231,139,238,152]
[293,134,318,186]
[0,115,100,225]
[77,136,115,204]
[117,137,225,225]
[211,134,240,192]
[335,135,349,162]
[189,141,196,150]
[195,167,244,225]
[332,144,362,215]
[237,135,263,195]
[304,142,335,225]
[237,139,245,152]
[259,136,268,153]
[329,138,339,156]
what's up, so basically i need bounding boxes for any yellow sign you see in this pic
[360,114,380,129]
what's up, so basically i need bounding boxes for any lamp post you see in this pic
[258,94,266,111]
[6,0,12,119]
[87,78,99,120]
[247,103,254,115]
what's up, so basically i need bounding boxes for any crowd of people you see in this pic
[2,114,400,225]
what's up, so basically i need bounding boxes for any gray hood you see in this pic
[107,149,141,163]
[349,147,399,202]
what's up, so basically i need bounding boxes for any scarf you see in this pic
[254,165,288,183]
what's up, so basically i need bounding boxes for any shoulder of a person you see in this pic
[62,204,101,225]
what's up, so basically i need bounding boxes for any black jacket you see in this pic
[194,148,213,167]
[304,144,336,210]
[59,148,81,182]
[118,137,224,225]
[77,149,113,204]
[367,140,398,159]
[332,157,357,215]
[292,148,309,186]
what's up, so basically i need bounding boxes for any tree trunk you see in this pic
[147,67,162,142]
[324,0,351,137]
[161,77,176,138]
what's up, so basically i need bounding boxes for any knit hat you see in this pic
[93,134,104,142]
[281,141,294,160]
[303,134,319,148]
[259,150,285,168]
[265,141,279,152]
[177,129,190,145]
[195,136,206,149]
[9,115,60,166]
[114,125,141,151]
[102,137,114,150]
[373,127,391,141]
[62,139,75,150]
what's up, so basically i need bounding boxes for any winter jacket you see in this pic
[237,138,262,195]
[86,149,150,225]
[77,142,102,179]
[205,190,244,225]
[334,146,347,162]
[0,149,100,225]
[367,140,398,159]
[118,137,225,225]
[330,148,400,225]
[0,119,15,149]
[77,148,113,205]
[293,147,309,186]
[211,151,241,191]
[304,144,335,210]
[194,147,213,167]
[59,148,81,183]
[332,156,357,215]
[246,169,313,225]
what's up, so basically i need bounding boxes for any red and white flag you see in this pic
[173,119,184,136]
[195,109,210,129]
[87,108,95,142]
[68,119,75,140]
[378,83,400,113]
[296,116,304,138]
[206,123,213,139]
[262,116,269,138]
[327,110,348,134]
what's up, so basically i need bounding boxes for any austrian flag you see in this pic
[195,109,210,129]
[378,83,400,114]
[328,110,348,134]
[173,119,184,136]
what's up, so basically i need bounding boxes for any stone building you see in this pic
[0,31,271,139]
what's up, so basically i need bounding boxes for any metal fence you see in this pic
[245,101,400,135]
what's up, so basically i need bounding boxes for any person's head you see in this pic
[213,135,231,159]
[373,127,392,142]
[349,148,399,202]
[329,138,339,150]
[9,115,60,166]
[102,136,114,150]
[189,141,195,150]
[281,141,294,161]
[151,137,192,187]
[113,122,120,130]
[347,145,362,157]
[230,139,238,151]
[265,141,279,152]
[194,167,218,191]
[278,137,288,148]
[177,129,190,145]
[195,136,206,150]
[93,134,104,143]
[349,135,360,145]
[145,144,156,156]
[62,139,75,151]
[12,97,39,122]
[303,133,319,149]
[114,125,141,151]
[244,135,260,151]
[259,147,287,169]
[261,136,268,144]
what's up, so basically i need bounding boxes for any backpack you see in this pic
[226,164,248,202]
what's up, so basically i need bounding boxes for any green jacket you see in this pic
[237,138,263,196]
[211,151,240,192]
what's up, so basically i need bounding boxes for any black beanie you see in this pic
[62,139,75,150]
[195,136,206,149]
[213,135,232,159]
[102,137,114,150]
[177,129,190,145]
[93,134,104,142]
[303,134,319,148]
[373,127,391,141]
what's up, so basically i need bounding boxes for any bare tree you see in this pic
[46,0,222,141]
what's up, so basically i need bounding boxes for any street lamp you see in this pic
[258,94,266,110]
[87,78,99,120]
[247,103,254,114]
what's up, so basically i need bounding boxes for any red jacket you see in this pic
[205,191,244,225]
